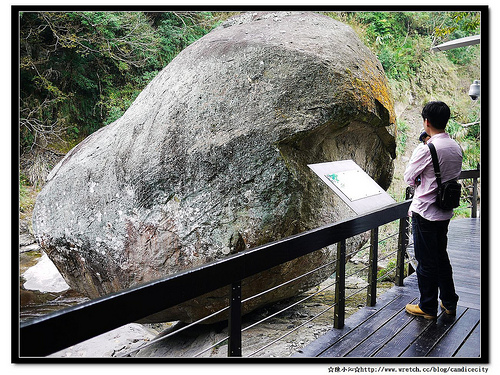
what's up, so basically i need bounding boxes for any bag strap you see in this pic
[427,142,442,187]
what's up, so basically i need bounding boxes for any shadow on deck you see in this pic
[294,218,482,359]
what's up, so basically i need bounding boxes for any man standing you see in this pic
[404,101,463,320]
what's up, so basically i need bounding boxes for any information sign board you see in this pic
[308,160,396,215]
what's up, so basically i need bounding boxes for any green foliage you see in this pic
[155,12,214,64]
[396,119,410,156]
[326,11,480,83]
[19,11,224,154]
[19,172,37,214]
[19,173,29,199]
[337,12,430,80]
[434,12,481,38]
[377,258,397,282]
[453,198,473,219]
[446,117,480,171]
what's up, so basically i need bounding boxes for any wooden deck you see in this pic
[294,218,482,359]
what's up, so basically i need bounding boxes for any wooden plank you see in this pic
[452,265,480,274]
[427,308,480,357]
[454,280,481,291]
[454,279,481,288]
[449,245,481,255]
[453,257,480,265]
[454,322,481,357]
[455,290,481,308]
[319,294,418,357]
[399,306,467,357]
[455,280,481,290]
[295,304,382,357]
[452,261,480,270]
[449,252,480,261]
[295,281,417,357]
[455,284,481,294]
[457,300,480,310]
[372,311,436,357]
[453,280,480,289]
[451,262,480,271]
[453,269,481,279]
[295,300,385,357]
[450,252,481,263]
[344,298,418,357]
[452,268,481,279]
[451,253,481,262]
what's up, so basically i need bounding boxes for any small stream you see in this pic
[19,250,89,322]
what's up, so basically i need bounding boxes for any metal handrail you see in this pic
[19,199,411,358]
[459,165,480,218]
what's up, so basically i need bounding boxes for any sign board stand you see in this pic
[308,160,395,215]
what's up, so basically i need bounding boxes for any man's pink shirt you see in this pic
[404,133,463,221]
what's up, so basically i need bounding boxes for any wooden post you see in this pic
[366,227,379,307]
[334,240,346,329]
[472,164,479,218]
[228,281,242,357]
[395,216,410,286]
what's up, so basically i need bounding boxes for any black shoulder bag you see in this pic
[428,142,461,210]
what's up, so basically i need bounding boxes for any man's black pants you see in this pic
[412,212,459,316]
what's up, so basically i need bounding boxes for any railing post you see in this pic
[334,240,346,329]
[228,281,242,357]
[366,227,379,307]
[395,215,410,286]
[472,163,479,218]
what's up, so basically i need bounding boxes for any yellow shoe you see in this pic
[440,301,456,316]
[405,303,437,320]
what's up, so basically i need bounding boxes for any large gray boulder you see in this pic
[32,11,396,323]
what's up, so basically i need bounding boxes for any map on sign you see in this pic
[325,169,382,202]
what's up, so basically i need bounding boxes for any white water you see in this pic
[22,252,69,293]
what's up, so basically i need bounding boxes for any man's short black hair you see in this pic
[421,101,450,130]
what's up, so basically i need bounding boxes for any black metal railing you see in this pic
[17,166,479,359]
[459,164,480,218]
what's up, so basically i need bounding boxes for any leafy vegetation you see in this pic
[377,258,397,282]
[19,172,37,218]
[328,11,480,81]
[396,119,410,157]
[19,11,229,156]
